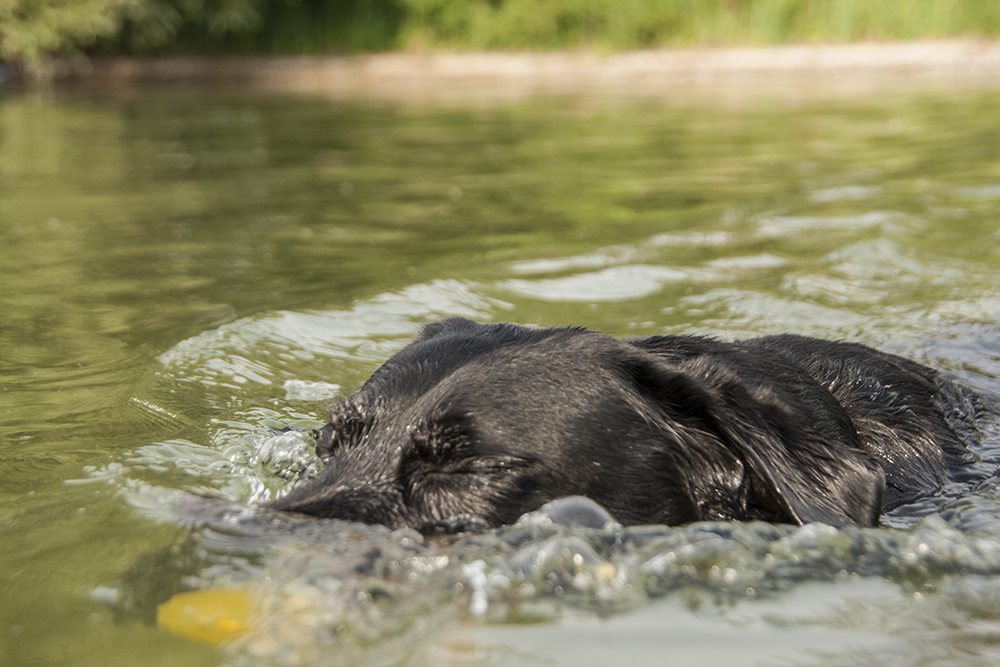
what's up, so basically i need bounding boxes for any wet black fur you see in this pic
[267,318,993,529]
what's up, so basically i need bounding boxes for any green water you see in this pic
[4,84,1000,667]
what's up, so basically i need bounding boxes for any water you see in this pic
[4,82,1000,666]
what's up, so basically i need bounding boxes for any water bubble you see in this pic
[539,496,616,529]
[253,431,321,482]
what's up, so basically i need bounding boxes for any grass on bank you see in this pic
[3,0,1000,68]
[402,0,1000,50]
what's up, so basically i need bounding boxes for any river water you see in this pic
[4,83,1000,666]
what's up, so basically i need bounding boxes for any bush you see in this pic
[0,0,132,66]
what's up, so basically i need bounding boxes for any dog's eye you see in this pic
[317,411,371,459]
[404,414,530,474]
[405,412,471,465]
[449,455,531,474]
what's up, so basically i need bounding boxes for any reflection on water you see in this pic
[4,85,1000,666]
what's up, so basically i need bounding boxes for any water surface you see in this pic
[4,84,1000,666]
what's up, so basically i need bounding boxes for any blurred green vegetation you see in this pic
[2,0,1000,67]
[402,0,1000,49]
[0,0,131,66]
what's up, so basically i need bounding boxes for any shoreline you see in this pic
[52,39,1000,102]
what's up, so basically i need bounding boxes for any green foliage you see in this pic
[3,0,1000,67]
[102,0,403,55]
[115,0,269,51]
[253,0,404,54]
[0,0,401,63]
[0,0,134,65]
[399,0,1000,50]
[401,0,684,49]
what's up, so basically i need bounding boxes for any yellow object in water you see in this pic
[157,588,259,646]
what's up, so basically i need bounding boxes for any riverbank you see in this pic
[44,39,1000,103]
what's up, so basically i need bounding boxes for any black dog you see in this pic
[267,318,994,529]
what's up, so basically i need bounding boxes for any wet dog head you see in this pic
[266,318,885,530]
[267,318,685,528]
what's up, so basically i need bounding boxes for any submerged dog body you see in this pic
[268,318,992,529]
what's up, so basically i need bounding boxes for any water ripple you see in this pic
[158,280,509,389]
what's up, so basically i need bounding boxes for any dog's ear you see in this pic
[623,353,885,527]
[413,317,481,343]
